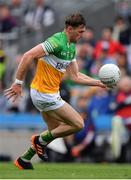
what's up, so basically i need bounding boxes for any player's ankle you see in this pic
[39,131,54,145]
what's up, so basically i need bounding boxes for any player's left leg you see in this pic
[31,112,63,160]
[32,102,84,160]
[31,111,65,160]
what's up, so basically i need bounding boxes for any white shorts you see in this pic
[30,89,65,112]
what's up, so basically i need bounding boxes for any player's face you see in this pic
[69,25,86,43]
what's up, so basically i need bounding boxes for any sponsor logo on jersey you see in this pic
[55,62,70,70]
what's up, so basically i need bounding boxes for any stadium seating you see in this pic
[0,113,46,130]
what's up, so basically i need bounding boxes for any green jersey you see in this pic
[41,31,76,72]
[31,31,77,93]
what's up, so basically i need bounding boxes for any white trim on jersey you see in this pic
[40,55,72,72]
[72,58,76,62]
[41,43,49,55]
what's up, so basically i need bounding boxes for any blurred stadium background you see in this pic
[0,0,131,165]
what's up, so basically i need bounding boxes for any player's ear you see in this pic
[67,26,73,32]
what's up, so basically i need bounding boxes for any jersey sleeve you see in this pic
[41,35,62,55]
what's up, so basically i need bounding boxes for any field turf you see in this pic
[0,162,131,179]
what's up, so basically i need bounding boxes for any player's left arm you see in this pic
[66,60,106,88]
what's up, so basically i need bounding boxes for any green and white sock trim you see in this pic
[39,131,54,145]
[21,147,36,161]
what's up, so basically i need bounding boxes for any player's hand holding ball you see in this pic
[98,64,121,88]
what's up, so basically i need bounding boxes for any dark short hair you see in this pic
[65,13,86,28]
[103,26,113,33]
[115,16,125,23]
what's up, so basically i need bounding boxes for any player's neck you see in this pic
[64,29,71,44]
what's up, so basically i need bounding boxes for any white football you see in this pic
[98,64,121,86]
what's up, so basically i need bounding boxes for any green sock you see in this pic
[21,147,36,161]
[40,131,54,145]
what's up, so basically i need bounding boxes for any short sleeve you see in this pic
[41,36,61,55]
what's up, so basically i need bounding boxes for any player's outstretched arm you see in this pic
[4,44,46,102]
[66,60,106,88]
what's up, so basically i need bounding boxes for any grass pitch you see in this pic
[0,162,131,179]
